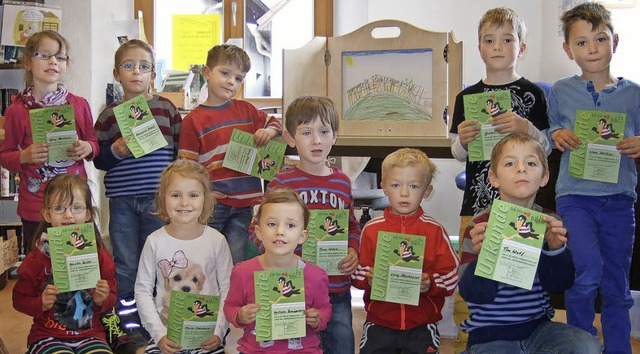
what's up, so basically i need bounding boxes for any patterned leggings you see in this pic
[28,337,112,353]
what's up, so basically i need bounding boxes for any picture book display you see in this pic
[569,110,625,184]
[29,105,77,162]
[254,268,306,341]
[370,232,425,306]
[474,199,547,290]
[47,222,100,293]
[302,209,349,275]
[222,128,286,181]
[167,291,220,350]
[113,94,168,158]
[463,89,512,161]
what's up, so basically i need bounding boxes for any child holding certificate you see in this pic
[135,159,233,354]
[93,39,181,338]
[224,188,332,354]
[248,96,360,353]
[12,174,117,353]
[458,132,601,354]
[548,3,640,352]
[0,30,99,253]
[352,148,459,354]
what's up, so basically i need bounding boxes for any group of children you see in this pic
[1,2,638,354]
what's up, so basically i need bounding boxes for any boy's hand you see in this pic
[21,143,49,164]
[420,273,431,293]
[200,335,221,351]
[237,303,261,325]
[542,215,567,251]
[254,128,278,147]
[493,111,529,134]
[551,129,581,152]
[68,140,93,161]
[112,137,131,158]
[469,221,489,254]
[41,284,59,311]
[457,120,480,147]
[92,279,110,307]
[617,136,640,159]
[305,308,321,329]
[158,335,181,354]
[338,247,359,275]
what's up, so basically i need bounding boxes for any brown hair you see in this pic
[561,2,613,43]
[490,132,548,175]
[478,7,527,44]
[255,188,310,229]
[381,148,437,185]
[113,39,155,70]
[155,159,215,224]
[284,96,339,136]
[22,30,70,87]
[205,44,251,73]
[32,174,98,251]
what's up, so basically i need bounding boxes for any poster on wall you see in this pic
[1,2,62,47]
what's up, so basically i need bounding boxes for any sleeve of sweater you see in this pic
[93,106,123,171]
[74,96,99,161]
[346,190,361,254]
[12,252,49,319]
[223,263,250,329]
[93,247,118,313]
[424,226,459,298]
[134,239,167,344]
[308,266,332,332]
[459,260,500,304]
[178,112,199,160]
[0,103,28,172]
[212,236,234,340]
[538,245,575,293]
[351,223,375,290]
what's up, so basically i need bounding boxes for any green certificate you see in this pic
[370,232,425,306]
[29,105,77,162]
[167,291,219,350]
[113,94,168,158]
[222,129,286,181]
[48,222,100,292]
[302,210,348,275]
[463,89,511,162]
[569,110,625,183]
[254,268,306,341]
[475,200,546,290]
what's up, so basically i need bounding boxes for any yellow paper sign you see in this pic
[172,14,221,71]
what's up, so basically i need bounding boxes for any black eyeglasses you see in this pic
[33,52,69,62]
[49,205,87,215]
[118,60,154,73]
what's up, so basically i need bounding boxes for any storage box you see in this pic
[155,90,187,110]
[0,229,18,274]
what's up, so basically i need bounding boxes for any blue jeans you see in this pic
[209,203,252,264]
[468,321,601,354]
[109,196,166,299]
[558,194,635,354]
[320,290,354,354]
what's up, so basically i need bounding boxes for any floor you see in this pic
[1,276,639,354]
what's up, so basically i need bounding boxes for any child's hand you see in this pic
[92,279,110,307]
[41,284,59,311]
[158,335,181,354]
[254,128,278,147]
[457,120,480,147]
[112,137,131,158]
[492,111,529,134]
[338,247,359,275]
[469,222,488,254]
[21,143,49,164]
[200,334,221,351]
[420,273,431,293]
[617,136,640,159]
[237,303,261,325]
[543,215,567,251]
[551,129,581,152]
[67,140,93,161]
[304,308,321,329]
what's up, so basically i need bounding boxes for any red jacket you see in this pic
[352,207,459,330]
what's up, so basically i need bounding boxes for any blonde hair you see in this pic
[113,39,155,70]
[155,159,215,224]
[285,96,339,135]
[255,188,310,229]
[561,2,613,43]
[381,148,437,185]
[489,132,548,175]
[478,7,527,44]
[22,30,70,87]
[206,44,251,73]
